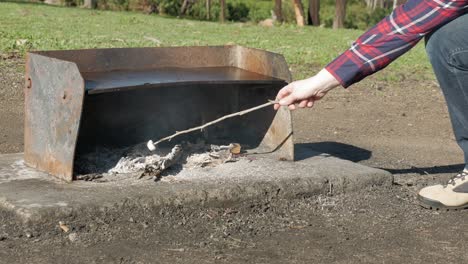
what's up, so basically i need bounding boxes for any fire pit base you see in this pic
[0,147,392,222]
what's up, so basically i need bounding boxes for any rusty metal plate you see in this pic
[249,106,294,160]
[24,53,84,182]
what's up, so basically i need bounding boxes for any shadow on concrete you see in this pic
[295,142,372,162]
[381,164,465,175]
[294,142,465,175]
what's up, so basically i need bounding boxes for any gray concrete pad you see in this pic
[0,146,392,223]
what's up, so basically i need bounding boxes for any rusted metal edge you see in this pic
[30,46,292,82]
[24,53,84,182]
[229,45,293,83]
[229,46,294,161]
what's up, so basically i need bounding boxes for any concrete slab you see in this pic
[0,146,392,223]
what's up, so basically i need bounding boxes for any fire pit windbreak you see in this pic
[24,46,294,182]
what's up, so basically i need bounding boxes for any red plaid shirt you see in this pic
[325,0,468,88]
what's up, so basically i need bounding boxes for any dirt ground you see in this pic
[1,56,467,263]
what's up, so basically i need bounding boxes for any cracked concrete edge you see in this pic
[1,170,392,225]
[0,152,393,224]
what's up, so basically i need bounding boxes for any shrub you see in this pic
[151,0,182,15]
[48,0,393,30]
[186,1,222,21]
[227,2,249,22]
[320,0,392,29]
[244,1,271,22]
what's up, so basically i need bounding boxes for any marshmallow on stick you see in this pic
[147,100,277,151]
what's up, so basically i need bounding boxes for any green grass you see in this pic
[0,1,433,81]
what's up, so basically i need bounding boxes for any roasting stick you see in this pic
[147,100,278,151]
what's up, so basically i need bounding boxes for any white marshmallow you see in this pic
[147,140,156,151]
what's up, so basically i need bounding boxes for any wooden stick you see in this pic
[147,100,278,151]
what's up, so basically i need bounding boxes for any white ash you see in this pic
[76,141,243,180]
[184,143,239,169]
[109,144,183,175]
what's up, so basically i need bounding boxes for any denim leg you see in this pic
[425,13,468,169]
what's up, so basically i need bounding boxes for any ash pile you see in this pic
[75,141,244,182]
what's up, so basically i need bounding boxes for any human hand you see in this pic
[274,69,341,110]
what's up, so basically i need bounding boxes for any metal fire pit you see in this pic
[24,46,294,182]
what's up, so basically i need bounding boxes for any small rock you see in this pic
[68,233,78,242]
[259,19,274,27]
[59,221,70,233]
[15,39,28,46]
[129,217,135,223]
[199,241,207,247]
[25,232,33,238]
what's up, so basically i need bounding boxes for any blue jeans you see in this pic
[426,13,468,169]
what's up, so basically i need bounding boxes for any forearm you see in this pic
[326,0,468,88]
[314,68,341,91]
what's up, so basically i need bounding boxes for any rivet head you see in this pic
[26,77,32,89]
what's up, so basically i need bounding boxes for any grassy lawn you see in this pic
[0,1,433,81]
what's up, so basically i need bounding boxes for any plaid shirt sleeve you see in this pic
[325,0,468,88]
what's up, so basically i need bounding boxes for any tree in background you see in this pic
[274,0,283,22]
[220,0,226,22]
[393,0,406,9]
[366,0,405,10]
[206,0,211,20]
[365,0,384,10]
[73,0,395,29]
[83,0,96,9]
[292,0,305,26]
[333,0,346,29]
[180,0,192,16]
[308,0,320,26]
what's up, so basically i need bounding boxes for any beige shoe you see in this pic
[418,170,468,210]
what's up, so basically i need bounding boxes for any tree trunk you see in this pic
[180,0,190,15]
[376,0,384,8]
[393,0,406,9]
[364,0,370,8]
[308,0,320,26]
[365,0,374,10]
[292,0,305,26]
[366,0,388,10]
[219,0,226,22]
[83,0,97,9]
[45,0,62,5]
[333,0,346,29]
[206,0,211,20]
[274,0,283,22]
